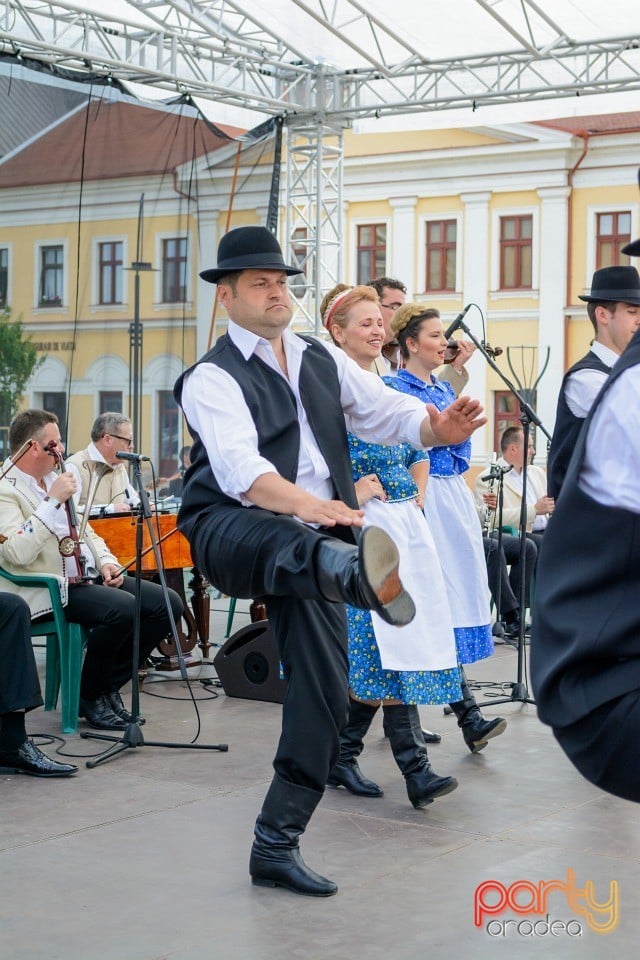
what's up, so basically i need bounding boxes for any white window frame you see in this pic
[0,242,12,309]
[348,217,391,286]
[417,212,463,297]
[92,235,128,311]
[34,239,68,311]
[490,207,539,296]
[586,204,637,282]
[154,231,192,307]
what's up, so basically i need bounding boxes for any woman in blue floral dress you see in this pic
[386,303,507,753]
[320,284,460,809]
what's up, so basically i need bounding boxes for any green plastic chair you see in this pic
[225,596,237,638]
[0,565,88,734]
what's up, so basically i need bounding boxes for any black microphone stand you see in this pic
[82,453,228,766]
[454,315,551,706]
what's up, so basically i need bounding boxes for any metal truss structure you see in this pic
[2,0,640,323]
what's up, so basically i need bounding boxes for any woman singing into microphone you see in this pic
[321,284,461,808]
[385,304,507,754]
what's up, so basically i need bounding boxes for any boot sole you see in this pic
[361,527,416,626]
[411,777,458,809]
[251,876,338,897]
[467,718,508,753]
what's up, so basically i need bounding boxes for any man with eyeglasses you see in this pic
[66,412,140,514]
[368,276,476,393]
[0,409,183,732]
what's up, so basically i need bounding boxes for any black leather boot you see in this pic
[249,775,337,897]
[383,709,441,744]
[383,704,457,809]
[449,671,507,753]
[314,527,415,627]
[327,699,382,797]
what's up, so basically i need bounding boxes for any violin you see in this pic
[44,440,87,581]
[443,338,503,363]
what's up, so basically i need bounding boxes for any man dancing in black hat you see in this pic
[174,225,486,897]
[547,264,640,499]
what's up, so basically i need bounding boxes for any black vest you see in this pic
[531,330,640,728]
[173,333,357,541]
[547,350,611,500]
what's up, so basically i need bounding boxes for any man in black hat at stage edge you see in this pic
[547,264,640,499]
[174,225,486,897]
[532,303,640,803]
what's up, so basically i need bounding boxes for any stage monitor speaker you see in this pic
[213,619,287,704]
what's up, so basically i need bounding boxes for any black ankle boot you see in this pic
[383,704,457,809]
[314,527,416,626]
[250,776,337,897]
[328,699,382,797]
[449,671,507,754]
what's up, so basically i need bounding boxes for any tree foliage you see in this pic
[0,307,43,427]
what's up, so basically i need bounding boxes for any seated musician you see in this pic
[154,445,192,499]
[0,409,183,732]
[0,591,77,777]
[65,412,139,515]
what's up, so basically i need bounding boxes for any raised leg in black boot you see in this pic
[250,775,337,897]
[383,703,457,809]
[328,697,383,797]
[449,669,507,753]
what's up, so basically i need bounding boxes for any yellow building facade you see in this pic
[2,89,639,476]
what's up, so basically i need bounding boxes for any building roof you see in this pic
[534,112,640,136]
[0,73,87,159]
[0,97,244,188]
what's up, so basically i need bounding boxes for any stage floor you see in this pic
[2,598,637,959]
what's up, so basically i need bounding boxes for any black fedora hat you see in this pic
[622,238,640,257]
[200,226,303,284]
[578,265,640,305]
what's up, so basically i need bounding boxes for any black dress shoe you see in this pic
[249,844,337,897]
[422,728,442,744]
[79,695,128,730]
[106,690,146,726]
[0,739,78,777]
[327,760,383,797]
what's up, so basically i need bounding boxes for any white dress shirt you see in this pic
[564,341,618,418]
[580,365,640,513]
[180,321,426,506]
[65,441,140,512]
[506,465,548,531]
[12,465,96,579]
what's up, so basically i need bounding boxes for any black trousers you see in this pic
[526,530,545,572]
[553,692,640,804]
[484,532,537,617]
[0,592,43,715]
[191,506,350,799]
[64,577,183,700]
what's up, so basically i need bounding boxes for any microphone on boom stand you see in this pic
[444,303,472,339]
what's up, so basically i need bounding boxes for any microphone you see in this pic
[444,303,472,339]
[116,451,151,462]
[481,464,513,482]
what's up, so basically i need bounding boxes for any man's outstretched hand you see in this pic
[423,396,487,447]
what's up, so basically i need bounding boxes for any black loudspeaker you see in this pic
[213,620,287,704]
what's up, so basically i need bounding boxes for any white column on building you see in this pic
[536,186,570,449]
[460,191,491,460]
[195,213,219,357]
[389,196,418,293]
